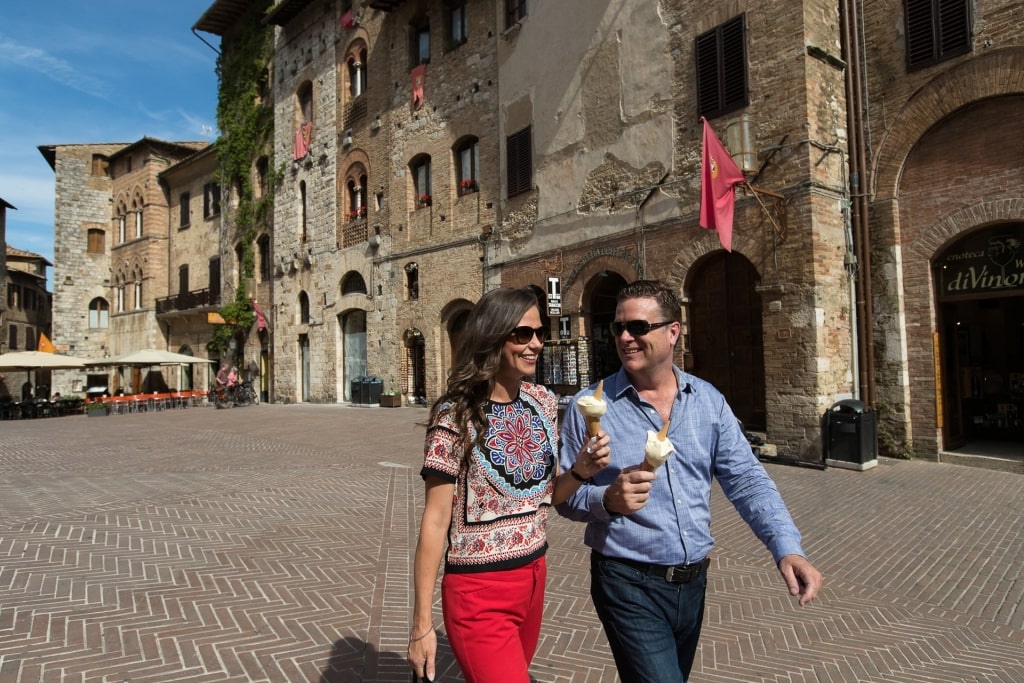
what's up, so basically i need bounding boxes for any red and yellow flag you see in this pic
[38,332,56,353]
[699,117,747,252]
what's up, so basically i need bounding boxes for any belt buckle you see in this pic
[665,565,687,583]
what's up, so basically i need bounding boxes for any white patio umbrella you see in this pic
[86,349,215,393]
[0,351,88,370]
[87,349,216,367]
[0,351,87,399]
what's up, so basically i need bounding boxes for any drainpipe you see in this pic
[840,0,876,406]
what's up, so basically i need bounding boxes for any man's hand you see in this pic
[603,468,655,514]
[778,554,823,606]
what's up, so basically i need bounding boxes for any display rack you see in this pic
[540,338,591,393]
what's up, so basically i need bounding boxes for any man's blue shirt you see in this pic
[556,366,805,566]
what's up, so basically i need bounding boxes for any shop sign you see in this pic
[937,225,1024,298]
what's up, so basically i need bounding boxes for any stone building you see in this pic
[39,1,1016,463]
[41,139,208,396]
[0,245,53,398]
[156,145,225,393]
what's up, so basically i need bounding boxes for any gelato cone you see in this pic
[577,380,606,437]
[641,420,674,472]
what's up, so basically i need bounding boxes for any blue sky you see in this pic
[0,2,220,278]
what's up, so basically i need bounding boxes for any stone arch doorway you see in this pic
[687,252,766,430]
[934,223,1024,451]
[338,309,367,403]
[583,271,628,380]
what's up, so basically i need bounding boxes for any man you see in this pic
[216,362,230,387]
[557,280,822,682]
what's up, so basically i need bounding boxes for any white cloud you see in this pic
[0,34,111,100]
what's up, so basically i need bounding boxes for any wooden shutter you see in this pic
[507,126,532,197]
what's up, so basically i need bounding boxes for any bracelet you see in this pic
[569,465,587,483]
[409,625,434,642]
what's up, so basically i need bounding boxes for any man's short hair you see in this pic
[617,279,682,323]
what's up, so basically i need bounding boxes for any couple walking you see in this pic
[408,280,822,682]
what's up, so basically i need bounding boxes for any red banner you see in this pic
[699,117,746,252]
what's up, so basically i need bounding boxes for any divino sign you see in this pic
[937,225,1024,297]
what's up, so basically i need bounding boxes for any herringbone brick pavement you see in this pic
[0,404,1021,682]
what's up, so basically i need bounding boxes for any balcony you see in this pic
[155,288,220,315]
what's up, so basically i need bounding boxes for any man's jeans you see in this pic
[590,553,708,682]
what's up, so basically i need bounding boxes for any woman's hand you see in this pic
[407,624,437,681]
[571,431,611,480]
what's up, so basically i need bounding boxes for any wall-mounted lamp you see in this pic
[341,130,353,146]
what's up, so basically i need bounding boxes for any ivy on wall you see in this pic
[209,0,276,354]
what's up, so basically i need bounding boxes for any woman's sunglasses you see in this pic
[609,320,673,337]
[508,326,549,344]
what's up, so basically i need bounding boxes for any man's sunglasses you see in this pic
[610,320,673,337]
[508,326,549,344]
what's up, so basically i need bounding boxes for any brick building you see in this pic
[0,245,53,398]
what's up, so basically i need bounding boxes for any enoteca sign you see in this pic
[937,224,1024,298]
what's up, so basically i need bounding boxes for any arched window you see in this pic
[341,271,367,295]
[133,268,143,310]
[133,195,144,238]
[88,298,110,328]
[299,291,311,324]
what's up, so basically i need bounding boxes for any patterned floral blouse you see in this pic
[421,381,559,574]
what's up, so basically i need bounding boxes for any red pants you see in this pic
[441,556,547,683]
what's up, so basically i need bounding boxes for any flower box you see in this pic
[86,402,109,417]
[380,394,403,408]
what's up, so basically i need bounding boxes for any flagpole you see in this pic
[742,183,787,240]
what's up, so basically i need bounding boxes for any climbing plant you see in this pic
[208,0,277,355]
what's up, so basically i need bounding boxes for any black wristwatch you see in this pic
[569,465,587,482]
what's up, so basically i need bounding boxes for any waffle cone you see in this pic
[585,417,602,438]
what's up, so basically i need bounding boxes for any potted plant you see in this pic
[85,400,109,417]
[460,179,478,194]
[380,391,403,408]
[419,193,432,207]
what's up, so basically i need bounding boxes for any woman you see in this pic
[408,287,611,683]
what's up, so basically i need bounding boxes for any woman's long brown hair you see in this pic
[429,287,541,457]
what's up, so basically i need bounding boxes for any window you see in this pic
[179,192,190,227]
[25,327,34,351]
[118,214,127,244]
[134,278,143,311]
[506,126,532,197]
[300,180,308,242]
[209,258,221,303]
[695,14,748,119]
[341,271,368,295]
[411,16,430,66]
[445,0,468,49]
[87,228,105,253]
[178,265,189,295]
[8,284,19,309]
[91,154,109,176]
[295,82,314,161]
[135,209,143,238]
[256,157,270,199]
[89,298,110,329]
[116,285,125,313]
[8,325,17,350]
[299,82,314,125]
[204,182,221,218]
[405,262,419,300]
[299,291,310,324]
[411,155,432,206]
[905,0,971,71]
[506,0,527,28]
[235,243,245,286]
[349,51,367,98]
[258,235,271,281]
[455,137,480,194]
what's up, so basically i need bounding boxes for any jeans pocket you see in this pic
[595,557,646,585]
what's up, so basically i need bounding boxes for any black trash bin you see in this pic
[351,378,365,404]
[821,399,878,470]
[362,376,383,405]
